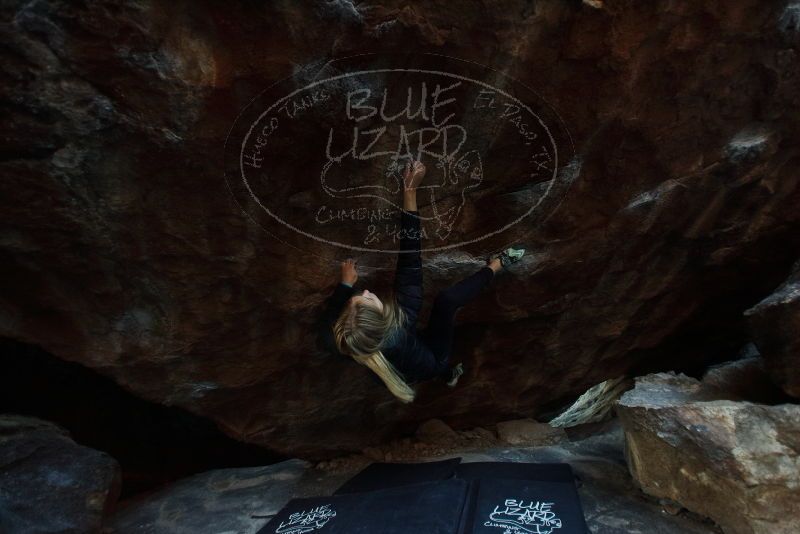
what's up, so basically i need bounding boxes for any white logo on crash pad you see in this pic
[484,499,562,534]
[275,504,336,533]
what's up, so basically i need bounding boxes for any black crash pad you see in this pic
[333,457,462,495]
[260,460,588,534]
[256,478,469,534]
[455,462,588,534]
[460,476,589,534]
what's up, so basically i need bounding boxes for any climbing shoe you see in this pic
[446,363,464,387]
[487,246,526,271]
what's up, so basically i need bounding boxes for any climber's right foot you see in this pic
[486,246,526,272]
[446,363,464,387]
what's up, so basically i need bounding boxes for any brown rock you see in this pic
[361,447,384,461]
[617,372,800,534]
[659,499,684,516]
[471,427,497,440]
[702,352,791,404]
[496,419,566,446]
[415,419,458,443]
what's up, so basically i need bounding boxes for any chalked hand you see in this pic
[340,258,358,286]
[403,160,426,191]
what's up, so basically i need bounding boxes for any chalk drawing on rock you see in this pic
[224,53,574,258]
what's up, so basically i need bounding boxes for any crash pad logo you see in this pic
[484,499,562,534]
[224,53,573,255]
[275,504,336,533]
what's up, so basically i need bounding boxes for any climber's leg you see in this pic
[420,266,494,377]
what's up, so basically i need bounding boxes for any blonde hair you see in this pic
[333,294,416,403]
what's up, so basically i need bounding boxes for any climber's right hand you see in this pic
[403,160,426,191]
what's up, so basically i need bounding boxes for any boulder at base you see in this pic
[0,414,121,534]
[616,372,800,534]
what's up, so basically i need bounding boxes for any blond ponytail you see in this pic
[333,293,417,403]
[353,351,416,403]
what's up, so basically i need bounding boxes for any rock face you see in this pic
[0,415,121,534]
[745,261,800,398]
[1,0,800,457]
[702,352,792,405]
[495,418,566,445]
[616,372,800,534]
[108,458,354,534]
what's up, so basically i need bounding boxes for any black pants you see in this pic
[420,265,495,378]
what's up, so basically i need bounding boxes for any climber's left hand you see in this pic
[341,258,358,286]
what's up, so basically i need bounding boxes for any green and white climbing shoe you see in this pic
[487,246,526,271]
[446,363,464,387]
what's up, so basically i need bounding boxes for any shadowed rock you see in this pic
[0,415,121,534]
[745,261,800,398]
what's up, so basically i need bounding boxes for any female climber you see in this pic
[317,160,526,403]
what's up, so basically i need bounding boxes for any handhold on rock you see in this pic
[415,419,458,442]
[496,418,566,445]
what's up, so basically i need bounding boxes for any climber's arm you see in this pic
[315,281,356,356]
[394,195,423,330]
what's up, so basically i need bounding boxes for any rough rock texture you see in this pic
[107,422,721,534]
[496,418,567,445]
[745,260,800,398]
[0,414,121,534]
[702,353,793,405]
[415,418,459,442]
[1,0,800,457]
[106,458,354,534]
[616,372,800,534]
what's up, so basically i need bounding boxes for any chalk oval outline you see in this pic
[234,62,571,254]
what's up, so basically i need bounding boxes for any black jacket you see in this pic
[316,210,446,385]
